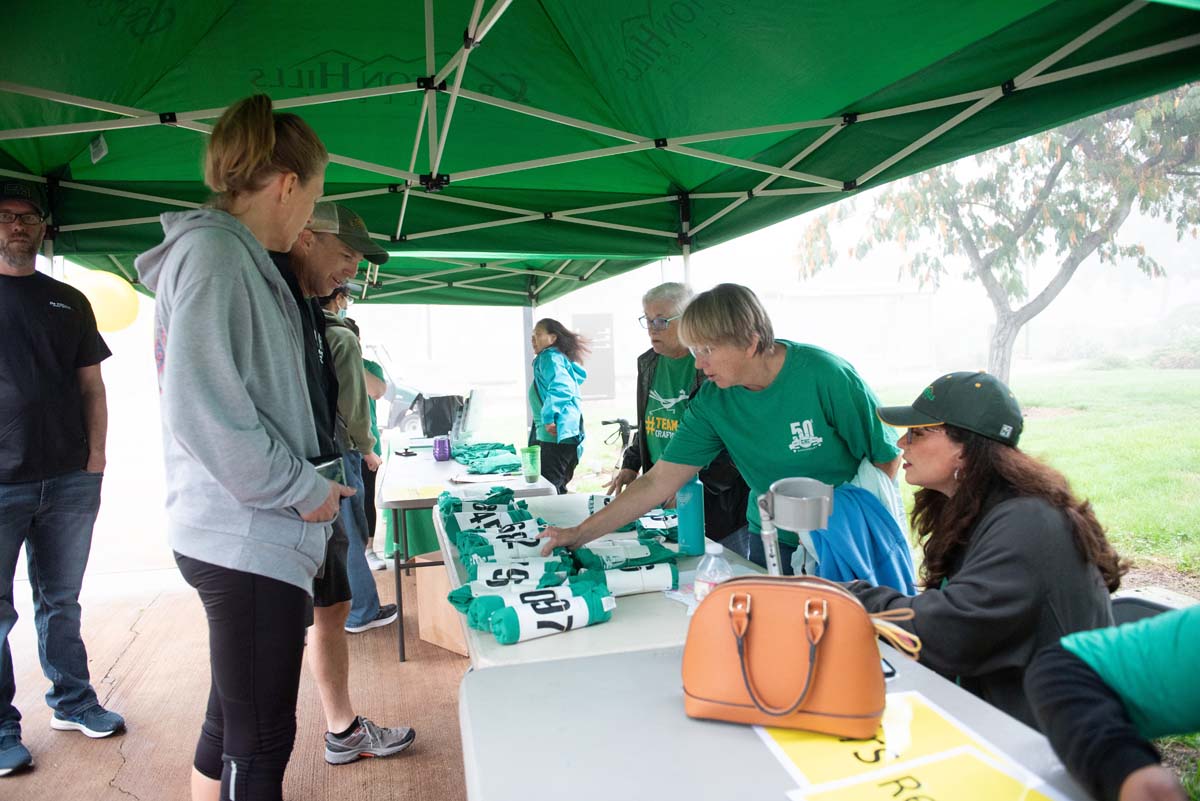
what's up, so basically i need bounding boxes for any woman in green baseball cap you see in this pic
[845,371,1127,729]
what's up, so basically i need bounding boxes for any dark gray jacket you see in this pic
[621,348,749,539]
[848,492,1114,728]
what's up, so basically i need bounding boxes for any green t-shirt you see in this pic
[645,353,696,464]
[1062,605,1200,739]
[662,340,899,546]
[364,358,385,457]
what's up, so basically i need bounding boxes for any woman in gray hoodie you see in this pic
[136,95,341,801]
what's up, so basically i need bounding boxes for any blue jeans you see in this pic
[1,469,104,736]
[341,452,381,629]
[722,525,799,576]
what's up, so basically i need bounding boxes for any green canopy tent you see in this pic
[2,0,1199,306]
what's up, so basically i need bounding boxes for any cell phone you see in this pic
[881,657,896,680]
[311,456,346,486]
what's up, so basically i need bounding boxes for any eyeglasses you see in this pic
[687,344,715,359]
[0,212,45,226]
[903,426,945,446]
[638,314,681,331]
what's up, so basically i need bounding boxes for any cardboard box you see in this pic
[413,553,468,656]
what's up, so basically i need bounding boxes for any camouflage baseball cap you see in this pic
[306,202,389,264]
[877,371,1024,446]
[0,179,46,216]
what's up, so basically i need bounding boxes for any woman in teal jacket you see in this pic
[529,318,588,493]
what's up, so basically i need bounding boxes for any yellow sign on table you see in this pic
[787,747,1058,801]
[759,692,1002,787]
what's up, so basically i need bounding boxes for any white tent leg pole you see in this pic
[679,193,692,285]
[523,305,535,431]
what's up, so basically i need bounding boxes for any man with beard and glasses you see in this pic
[0,180,123,778]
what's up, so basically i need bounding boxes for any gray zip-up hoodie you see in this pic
[136,209,330,593]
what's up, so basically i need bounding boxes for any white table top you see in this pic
[433,494,762,671]
[459,644,1090,801]
[379,448,556,510]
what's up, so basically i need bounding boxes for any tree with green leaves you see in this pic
[798,85,1199,382]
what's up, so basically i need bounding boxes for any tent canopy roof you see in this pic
[3,0,1198,304]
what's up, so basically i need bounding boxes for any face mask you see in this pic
[336,308,348,321]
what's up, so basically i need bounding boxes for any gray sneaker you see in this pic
[364,550,388,571]
[324,717,416,765]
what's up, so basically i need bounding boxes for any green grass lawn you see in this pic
[878,369,1200,574]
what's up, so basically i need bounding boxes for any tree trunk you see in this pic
[988,312,1021,383]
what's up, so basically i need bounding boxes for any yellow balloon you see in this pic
[65,266,139,333]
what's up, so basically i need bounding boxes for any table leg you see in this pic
[402,507,412,577]
[392,507,405,662]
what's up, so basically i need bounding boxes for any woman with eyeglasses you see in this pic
[604,282,749,540]
[529,318,589,493]
[844,371,1124,728]
[543,283,907,583]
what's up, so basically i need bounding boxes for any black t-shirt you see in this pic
[0,271,111,482]
[269,252,339,456]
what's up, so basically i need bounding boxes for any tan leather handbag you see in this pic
[682,576,921,738]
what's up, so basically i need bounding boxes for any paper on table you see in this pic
[783,746,1063,801]
[450,472,520,483]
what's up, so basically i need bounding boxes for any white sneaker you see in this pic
[364,550,388,571]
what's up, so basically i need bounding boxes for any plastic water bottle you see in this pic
[676,475,705,556]
[694,542,734,602]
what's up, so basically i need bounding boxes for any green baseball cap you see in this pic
[877,371,1024,446]
[306,202,389,265]
[0,179,47,216]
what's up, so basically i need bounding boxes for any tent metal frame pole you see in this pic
[558,195,677,216]
[323,188,395,202]
[107,254,135,282]
[481,264,584,281]
[370,283,452,300]
[454,88,642,142]
[0,81,145,116]
[855,0,1146,190]
[523,305,534,428]
[1023,32,1200,90]
[430,0,486,177]
[669,117,842,147]
[691,122,845,236]
[433,0,513,86]
[533,259,574,297]
[393,91,431,239]
[415,190,534,215]
[554,216,676,239]
[680,193,692,285]
[448,282,525,296]
[403,213,544,241]
[0,168,201,209]
[424,0,440,175]
[581,259,608,281]
[453,141,657,183]
[663,144,841,188]
[328,154,419,182]
[57,216,160,232]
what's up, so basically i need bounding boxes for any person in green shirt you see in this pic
[542,283,901,575]
[605,282,748,540]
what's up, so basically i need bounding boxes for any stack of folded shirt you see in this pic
[634,509,679,542]
[573,538,677,571]
[437,487,516,516]
[488,583,616,644]
[451,442,521,474]
[567,562,679,596]
[457,518,556,562]
[447,506,533,538]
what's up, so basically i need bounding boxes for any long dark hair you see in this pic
[910,426,1126,592]
[536,318,590,364]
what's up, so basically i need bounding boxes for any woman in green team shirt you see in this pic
[605,282,749,540]
[542,283,901,574]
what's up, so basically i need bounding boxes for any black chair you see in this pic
[1111,587,1194,625]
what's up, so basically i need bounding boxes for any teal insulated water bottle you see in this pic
[676,476,705,556]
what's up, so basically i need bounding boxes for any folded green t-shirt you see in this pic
[635,509,678,542]
[465,555,572,582]
[568,563,679,596]
[574,538,677,571]
[489,585,616,645]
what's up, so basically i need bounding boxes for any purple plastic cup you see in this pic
[433,435,451,461]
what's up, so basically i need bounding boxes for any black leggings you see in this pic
[538,440,580,494]
[176,554,308,801]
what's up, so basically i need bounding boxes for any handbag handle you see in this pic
[729,593,825,717]
[870,609,923,659]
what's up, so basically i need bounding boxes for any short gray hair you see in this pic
[641,282,693,316]
[679,283,775,355]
